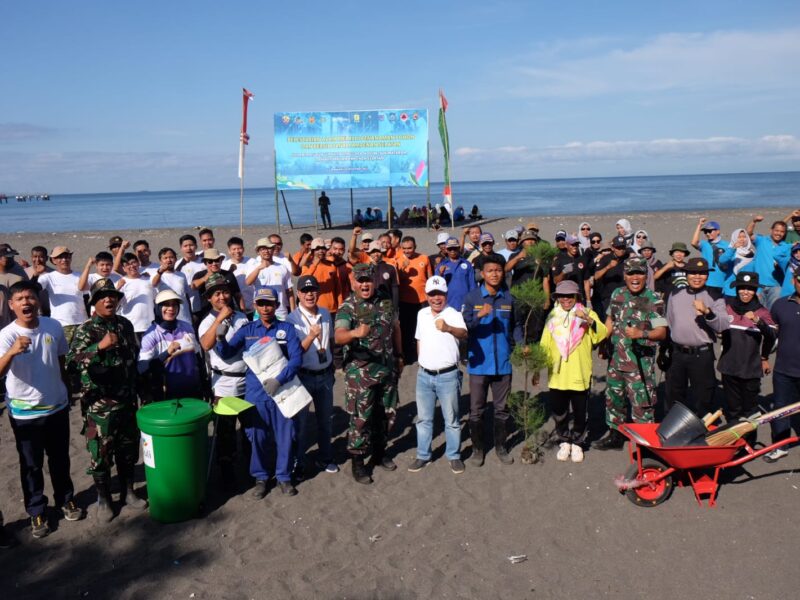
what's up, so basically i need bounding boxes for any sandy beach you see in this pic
[2,207,799,599]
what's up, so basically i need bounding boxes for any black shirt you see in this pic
[595,251,629,302]
[191,269,241,312]
[551,253,589,288]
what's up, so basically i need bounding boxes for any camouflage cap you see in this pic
[623,257,648,275]
[89,277,123,305]
[205,272,229,296]
[352,263,374,281]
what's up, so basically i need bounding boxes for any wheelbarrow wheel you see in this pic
[624,459,673,507]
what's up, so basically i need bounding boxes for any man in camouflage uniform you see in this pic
[592,257,668,450]
[67,278,145,521]
[334,263,404,484]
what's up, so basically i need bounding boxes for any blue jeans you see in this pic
[770,371,800,443]
[295,369,335,465]
[415,368,462,461]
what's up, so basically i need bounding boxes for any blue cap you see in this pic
[479,233,494,245]
[703,221,721,231]
[253,287,279,304]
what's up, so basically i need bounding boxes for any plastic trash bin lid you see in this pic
[137,399,211,435]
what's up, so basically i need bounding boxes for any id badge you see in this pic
[317,348,328,364]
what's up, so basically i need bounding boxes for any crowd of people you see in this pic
[1,209,799,545]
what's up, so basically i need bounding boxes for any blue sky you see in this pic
[2,0,799,193]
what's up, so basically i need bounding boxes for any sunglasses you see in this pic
[590,239,602,244]
[204,258,223,264]
[636,234,647,239]
[581,227,591,231]
[702,229,717,234]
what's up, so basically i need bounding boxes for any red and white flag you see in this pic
[239,88,254,178]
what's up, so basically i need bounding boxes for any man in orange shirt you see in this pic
[348,227,372,265]
[292,233,314,275]
[301,238,341,315]
[386,229,402,261]
[395,236,433,364]
[328,237,352,305]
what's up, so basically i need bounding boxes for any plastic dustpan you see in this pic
[213,396,254,416]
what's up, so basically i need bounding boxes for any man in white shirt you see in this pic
[133,240,160,278]
[116,253,156,338]
[198,273,250,488]
[36,246,88,345]
[245,237,295,320]
[151,247,191,324]
[408,276,468,474]
[286,275,337,475]
[222,236,256,316]
[0,280,83,539]
[269,233,300,276]
[196,228,226,261]
[176,235,205,324]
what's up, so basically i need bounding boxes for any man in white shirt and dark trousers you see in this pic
[409,276,468,473]
[0,280,83,540]
[287,275,338,475]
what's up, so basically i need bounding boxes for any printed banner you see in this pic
[274,109,429,190]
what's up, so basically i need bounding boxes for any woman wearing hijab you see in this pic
[615,219,634,246]
[577,222,593,251]
[717,272,776,445]
[631,230,650,255]
[719,228,756,297]
[139,289,202,401]
[638,242,662,292]
[539,280,608,463]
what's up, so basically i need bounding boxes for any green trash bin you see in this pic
[136,398,212,523]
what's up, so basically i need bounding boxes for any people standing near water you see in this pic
[318,190,332,229]
[539,280,607,462]
[68,278,145,522]
[631,230,650,255]
[690,218,729,299]
[151,247,192,324]
[116,253,156,342]
[577,222,593,251]
[191,248,243,316]
[394,236,432,365]
[429,231,450,271]
[461,225,482,262]
[717,272,776,444]
[592,235,630,322]
[245,238,295,320]
[462,256,522,466]
[637,242,662,292]
[133,240,159,278]
[222,236,255,316]
[0,280,83,539]
[664,257,729,416]
[23,245,52,316]
[176,235,205,325]
[654,242,690,299]
[592,258,667,451]
[300,238,341,315]
[435,236,476,313]
[615,219,634,246]
[550,235,590,303]
[37,247,88,346]
[778,243,800,298]
[197,228,225,261]
[408,275,467,474]
[746,215,789,310]
[718,229,757,297]
[270,234,301,277]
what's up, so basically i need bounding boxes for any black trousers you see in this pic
[665,346,717,416]
[469,374,511,423]
[9,408,75,518]
[721,374,760,422]
[548,388,588,443]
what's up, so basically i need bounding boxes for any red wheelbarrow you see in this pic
[616,423,799,507]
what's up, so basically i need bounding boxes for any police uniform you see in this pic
[335,264,400,483]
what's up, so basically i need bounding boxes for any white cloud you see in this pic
[454,134,800,166]
[506,29,800,98]
[0,123,57,142]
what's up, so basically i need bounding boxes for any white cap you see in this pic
[436,232,449,245]
[425,275,448,294]
[155,289,182,304]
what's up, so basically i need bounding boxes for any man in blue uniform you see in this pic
[216,287,302,498]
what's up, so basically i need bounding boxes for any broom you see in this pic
[705,401,800,446]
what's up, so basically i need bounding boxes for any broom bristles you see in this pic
[705,421,756,446]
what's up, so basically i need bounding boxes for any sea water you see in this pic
[1,171,797,233]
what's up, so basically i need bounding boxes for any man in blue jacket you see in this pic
[435,237,476,312]
[746,215,790,309]
[462,256,522,466]
[217,287,302,498]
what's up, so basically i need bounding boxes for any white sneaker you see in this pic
[763,448,789,463]
[571,444,584,463]
[556,442,571,461]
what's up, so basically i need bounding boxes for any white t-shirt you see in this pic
[199,310,249,397]
[88,272,121,286]
[248,262,293,319]
[140,263,160,279]
[118,277,156,332]
[177,259,205,314]
[273,252,292,273]
[415,306,466,371]
[286,306,333,370]
[0,318,69,419]
[37,271,88,326]
[222,256,256,310]
[155,270,191,324]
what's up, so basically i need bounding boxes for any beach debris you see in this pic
[190,594,196,598]
[395,523,403,527]
[369,534,382,543]
[508,555,528,564]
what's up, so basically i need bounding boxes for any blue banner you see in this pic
[274,109,429,190]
